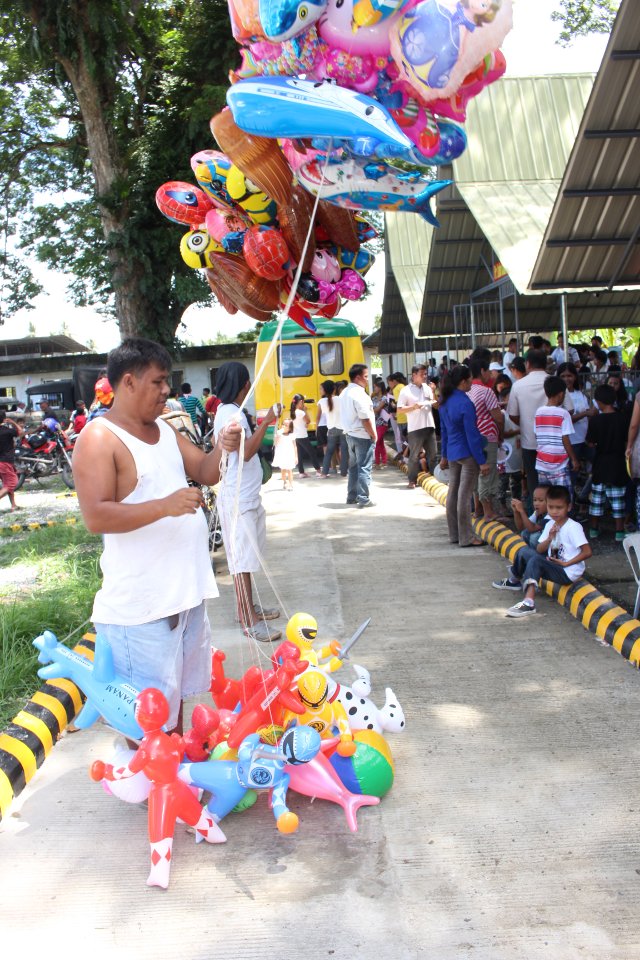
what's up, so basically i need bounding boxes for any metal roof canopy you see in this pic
[382,0,640,344]
[419,70,640,337]
[531,0,640,292]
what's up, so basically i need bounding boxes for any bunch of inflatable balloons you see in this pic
[34,613,405,888]
[156,0,513,329]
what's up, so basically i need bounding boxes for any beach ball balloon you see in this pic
[329,729,394,797]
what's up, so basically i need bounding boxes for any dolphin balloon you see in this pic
[297,156,452,225]
[259,0,327,42]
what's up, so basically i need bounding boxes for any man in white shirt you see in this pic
[502,338,518,369]
[550,333,579,368]
[214,362,282,642]
[506,349,573,510]
[340,363,376,508]
[396,364,436,488]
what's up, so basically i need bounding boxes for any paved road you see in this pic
[2,468,640,959]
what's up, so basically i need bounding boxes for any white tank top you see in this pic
[91,418,218,626]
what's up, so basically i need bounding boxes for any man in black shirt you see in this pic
[0,410,23,511]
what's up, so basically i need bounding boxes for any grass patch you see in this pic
[0,524,102,730]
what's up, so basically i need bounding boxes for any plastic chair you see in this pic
[622,533,640,619]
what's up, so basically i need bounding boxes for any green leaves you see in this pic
[551,1,620,47]
[0,0,238,346]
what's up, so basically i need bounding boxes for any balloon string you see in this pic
[236,145,333,421]
[214,148,334,719]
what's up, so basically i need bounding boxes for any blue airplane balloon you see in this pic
[33,630,143,741]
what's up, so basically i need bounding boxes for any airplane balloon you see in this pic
[33,630,144,741]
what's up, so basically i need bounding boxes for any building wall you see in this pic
[0,344,259,411]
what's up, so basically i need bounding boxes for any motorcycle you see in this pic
[14,428,75,490]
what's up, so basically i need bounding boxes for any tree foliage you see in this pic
[551,0,620,46]
[0,0,238,348]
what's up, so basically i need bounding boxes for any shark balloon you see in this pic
[296,155,452,225]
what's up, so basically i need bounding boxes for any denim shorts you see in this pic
[94,601,211,729]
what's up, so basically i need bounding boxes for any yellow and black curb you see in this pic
[0,516,78,537]
[395,455,640,668]
[0,632,95,822]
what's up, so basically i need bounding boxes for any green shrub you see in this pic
[0,525,101,729]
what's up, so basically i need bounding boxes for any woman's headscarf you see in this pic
[215,362,251,404]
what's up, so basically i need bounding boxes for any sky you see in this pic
[1,0,611,353]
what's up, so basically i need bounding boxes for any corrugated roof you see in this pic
[385,211,434,336]
[455,75,595,183]
[413,75,599,338]
[531,0,640,291]
[0,335,89,357]
[451,74,595,293]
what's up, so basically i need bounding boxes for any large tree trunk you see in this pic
[56,51,156,340]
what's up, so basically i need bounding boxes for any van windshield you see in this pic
[278,343,312,378]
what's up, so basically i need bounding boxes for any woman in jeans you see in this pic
[320,380,348,477]
[291,394,321,477]
[438,365,490,548]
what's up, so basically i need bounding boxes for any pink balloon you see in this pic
[204,206,251,243]
[287,752,379,832]
[320,0,401,56]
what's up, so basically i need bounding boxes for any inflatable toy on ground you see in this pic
[226,656,308,749]
[286,741,380,830]
[182,704,224,762]
[282,611,343,672]
[33,630,143,741]
[90,688,226,889]
[329,729,395,798]
[332,664,406,735]
[180,725,322,834]
[98,748,152,804]
[282,669,356,756]
[210,648,261,711]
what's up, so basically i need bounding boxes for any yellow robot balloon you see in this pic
[286,612,343,672]
[284,670,356,757]
[286,612,318,648]
[298,669,329,710]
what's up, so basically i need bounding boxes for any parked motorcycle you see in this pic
[14,427,74,490]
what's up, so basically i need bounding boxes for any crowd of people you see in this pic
[268,332,638,620]
[414,333,637,619]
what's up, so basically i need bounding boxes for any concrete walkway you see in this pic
[2,468,640,959]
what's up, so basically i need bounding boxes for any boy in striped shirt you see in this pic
[534,376,580,495]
